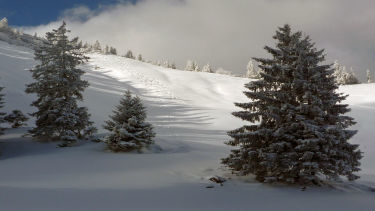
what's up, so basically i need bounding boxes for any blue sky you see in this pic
[0,0,134,26]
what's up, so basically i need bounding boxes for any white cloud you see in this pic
[23,0,375,79]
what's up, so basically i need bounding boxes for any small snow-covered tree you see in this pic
[246,60,260,79]
[162,60,170,68]
[333,60,342,82]
[202,63,213,73]
[137,54,143,61]
[0,17,8,28]
[194,63,200,72]
[343,70,359,85]
[109,47,117,55]
[104,90,155,152]
[104,45,109,54]
[93,40,102,52]
[125,50,135,59]
[4,110,28,128]
[170,62,177,69]
[25,22,96,142]
[366,69,372,83]
[222,24,362,185]
[185,60,198,71]
[333,61,359,85]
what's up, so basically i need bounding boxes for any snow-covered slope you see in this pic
[1,40,375,210]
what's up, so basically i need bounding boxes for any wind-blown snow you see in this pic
[0,40,374,210]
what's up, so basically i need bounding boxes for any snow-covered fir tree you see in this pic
[0,17,8,28]
[246,60,260,79]
[345,67,359,84]
[137,54,143,61]
[104,90,155,152]
[104,45,109,54]
[93,40,102,52]
[4,110,28,128]
[222,24,362,185]
[25,22,96,142]
[162,60,170,68]
[332,60,341,80]
[333,61,359,85]
[125,50,135,59]
[366,69,372,83]
[202,63,213,73]
[0,86,6,135]
[109,47,117,55]
[194,64,200,72]
[185,60,198,71]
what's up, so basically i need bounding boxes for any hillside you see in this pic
[0,40,375,210]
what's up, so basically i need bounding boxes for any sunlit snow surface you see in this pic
[0,41,374,210]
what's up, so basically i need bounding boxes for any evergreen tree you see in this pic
[0,86,6,135]
[0,17,8,28]
[137,54,143,61]
[343,70,359,85]
[333,61,359,85]
[125,50,135,59]
[202,63,213,73]
[25,22,96,142]
[246,60,260,79]
[4,110,28,128]
[109,47,117,55]
[163,60,170,68]
[222,24,362,185]
[194,62,200,72]
[332,60,342,83]
[93,40,102,52]
[170,62,177,69]
[366,69,372,83]
[185,60,197,71]
[104,90,155,152]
